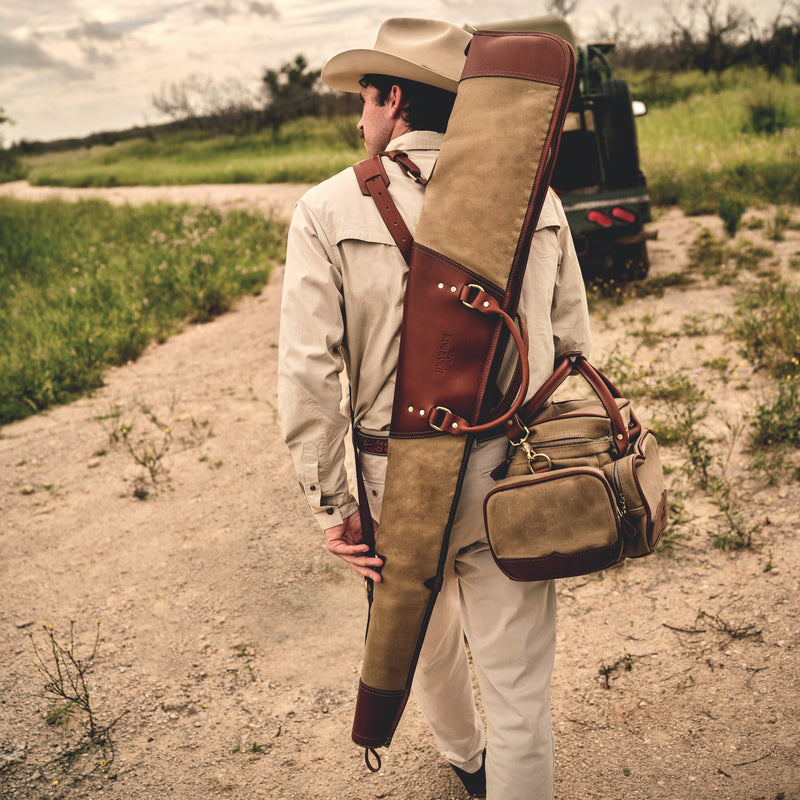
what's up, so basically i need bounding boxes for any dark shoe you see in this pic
[450,749,486,798]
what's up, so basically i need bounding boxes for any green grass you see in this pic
[0,198,285,425]
[23,116,362,188]
[634,69,800,212]
[733,280,800,378]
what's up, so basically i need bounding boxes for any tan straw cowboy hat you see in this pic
[321,17,472,94]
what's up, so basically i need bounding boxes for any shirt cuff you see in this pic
[313,495,359,531]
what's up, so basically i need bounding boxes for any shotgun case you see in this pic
[351,29,577,756]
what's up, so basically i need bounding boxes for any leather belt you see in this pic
[355,431,389,456]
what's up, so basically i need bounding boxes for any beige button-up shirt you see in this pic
[278,130,591,530]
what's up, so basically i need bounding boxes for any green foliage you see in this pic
[24,116,362,188]
[0,198,284,425]
[0,105,26,183]
[262,55,322,130]
[742,81,794,134]
[717,190,746,237]
[637,69,800,211]
[686,227,774,282]
[750,376,800,448]
[733,280,800,378]
[0,148,26,183]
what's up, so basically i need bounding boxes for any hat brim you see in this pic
[321,48,461,94]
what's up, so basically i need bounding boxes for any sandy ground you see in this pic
[1,182,799,800]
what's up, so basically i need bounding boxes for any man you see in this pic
[278,17,591,799]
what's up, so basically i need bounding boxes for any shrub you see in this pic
[734,281,800,378]
[742,84,793,134]
[717,190,747,237]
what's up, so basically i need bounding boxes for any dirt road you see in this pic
[1,183,798,799]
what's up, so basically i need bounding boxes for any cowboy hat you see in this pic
[321,17,472,94]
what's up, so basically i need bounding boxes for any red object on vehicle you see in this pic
[587,210,613,227]
[612,207,637,224]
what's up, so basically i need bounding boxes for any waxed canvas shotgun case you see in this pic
[350,30,577,754]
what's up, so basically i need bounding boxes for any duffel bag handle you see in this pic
[506,352,637,456]
[428,284,530,435]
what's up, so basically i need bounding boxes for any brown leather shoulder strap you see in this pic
[353,153,418,266]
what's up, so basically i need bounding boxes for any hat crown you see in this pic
[371,18,470,83]
[321,17,472,94]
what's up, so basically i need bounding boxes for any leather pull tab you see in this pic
[365,747,382,772]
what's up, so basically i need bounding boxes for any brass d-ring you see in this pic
[460,283,485,309]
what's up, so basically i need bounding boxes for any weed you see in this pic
[626,312,670,347]
[718,191,747,237]
[28,620,121,781]
[656,490,692,556]
[702,355,731,381]
[695,610,762,642]
[97,395,212,498]
[598,649,635,688]
[105,402,172,488]
[688,228,725,278]
[681,313,712,338]
[648,368,715,486]
[766,206,792,242]
[763,550,776,573]
[750,375,800,446]
[734,281,800,377]
[708,477,759,550]
[232,643,256,683]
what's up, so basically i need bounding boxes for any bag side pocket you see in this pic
[483,467,624,581]
[605,430,668,557]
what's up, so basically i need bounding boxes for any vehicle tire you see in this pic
[612,240,649,281]
[597,79,640,189]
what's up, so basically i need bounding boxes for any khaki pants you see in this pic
[361,437,556,800]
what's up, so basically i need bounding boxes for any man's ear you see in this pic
[387,84,407,119]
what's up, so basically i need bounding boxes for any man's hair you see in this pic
[360,74,456,133]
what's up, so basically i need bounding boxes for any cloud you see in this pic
[201,0,237,20]
[248,1,280,18]
[0,32,92,78]
[199,0,281,22]
[66,20,125,42]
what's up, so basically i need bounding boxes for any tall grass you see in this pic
[633,68,800,212]
[24,116,362,188]
[0,198,284,425]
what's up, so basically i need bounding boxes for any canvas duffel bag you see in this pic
[483,353,668,581]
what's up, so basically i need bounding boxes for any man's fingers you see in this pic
[327,541,370,556]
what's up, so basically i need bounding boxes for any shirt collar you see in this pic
[385,130,444,152]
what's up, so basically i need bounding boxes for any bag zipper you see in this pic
[530,433,613,451]
[612,460,627,515]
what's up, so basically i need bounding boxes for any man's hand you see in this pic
[325,510,384,582]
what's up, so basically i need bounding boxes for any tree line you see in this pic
[599,0,800,75]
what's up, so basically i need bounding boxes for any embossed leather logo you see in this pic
[434,333,456,374]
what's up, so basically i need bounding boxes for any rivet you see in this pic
[451,423,458,429]
[408,406,414,413]
[437,283,444,289]
[450,286,457,293]
[483,301,490,308]
[617,433,624,440]
[419,409,425,416]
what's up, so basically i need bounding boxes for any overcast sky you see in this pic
[0,0,785,144]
